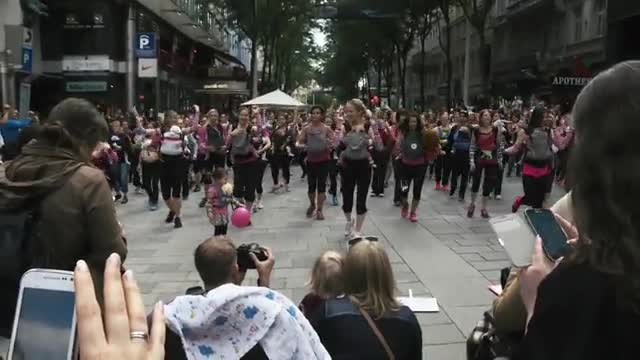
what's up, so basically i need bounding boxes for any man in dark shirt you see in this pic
[109,119,132,203]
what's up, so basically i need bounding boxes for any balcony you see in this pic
[136,0,225,50]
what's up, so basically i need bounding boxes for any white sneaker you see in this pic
[344,219,354,238]
[495,195,502,200]
[257,201,264,209]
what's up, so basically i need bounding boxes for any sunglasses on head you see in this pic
[348,236,379,247]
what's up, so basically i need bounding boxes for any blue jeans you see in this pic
[115,162,130,194]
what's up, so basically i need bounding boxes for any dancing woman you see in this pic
[467,110,505,218]
[228,108,260,216]
[297,106,335,220]
[394,112,440,222]
[269,113,293,193]
[510,105,555,211]
[339,99,379,238]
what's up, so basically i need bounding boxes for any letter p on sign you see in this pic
[139,35,150,49]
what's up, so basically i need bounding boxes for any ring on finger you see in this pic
[129,331,149,341]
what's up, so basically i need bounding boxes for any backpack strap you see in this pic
[359,307,396,360]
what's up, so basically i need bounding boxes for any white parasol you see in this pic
[241,89,306,107]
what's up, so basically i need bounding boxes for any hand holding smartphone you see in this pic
[524,208,571,261]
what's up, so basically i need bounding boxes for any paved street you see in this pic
[118,166,565,360]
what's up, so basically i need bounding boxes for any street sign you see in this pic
[138,58,158,78]
[135,32,156,58]
[21,48,33,73]
[23,28,33,49]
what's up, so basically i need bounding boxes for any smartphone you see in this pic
[524,208,570,261]
[490,214,537,267]
[7,269,77,360]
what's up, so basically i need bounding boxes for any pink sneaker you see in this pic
[480,209,490,219]
[435,182,442,191]
[401,206,409,218]
[442,185,449,192]
[467,203,476,218]
[409,212,418,222]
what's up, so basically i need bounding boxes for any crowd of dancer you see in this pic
[86,96,574,236]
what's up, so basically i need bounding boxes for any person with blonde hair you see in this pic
[310,240,422,359]
[299,251,344,317]
[338,99,380,238]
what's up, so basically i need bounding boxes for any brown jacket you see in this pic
[0,142,127,304]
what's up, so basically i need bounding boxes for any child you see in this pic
[205,168,238,236]
[299,251,344,318]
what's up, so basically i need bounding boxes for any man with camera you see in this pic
[160,237,329,360]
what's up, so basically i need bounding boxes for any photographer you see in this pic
[162,237,329,360]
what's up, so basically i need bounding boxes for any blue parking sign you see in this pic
[136,33,156,58]
[21,48,32,73]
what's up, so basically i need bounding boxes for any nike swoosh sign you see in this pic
[141,66,152,71]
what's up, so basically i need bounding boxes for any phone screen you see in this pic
[11,288,75,360]
[526,209,570,260]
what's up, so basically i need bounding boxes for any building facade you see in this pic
[1,0,250,116]
[405,0,610,109]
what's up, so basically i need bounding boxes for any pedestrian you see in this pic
[297,105,335,220]
[108,119,132,204]
[250,124,271,212]
[467,110,504,218]
[552,114,574,186]
[269,113,293,193]
[160,111,188,228]
[492,114,509,200]
[370,110,393,197]
[447,112,472,201]
[140,122,162,210]
[228,107,260,219]
[326,115,343,206]
[510,105,554,212]
[394,112,439,222]
[339,99,377,238]
[299,250,344,318]
[434,112,453,191]
[0,98,127,337]
[181,119,198,201]
[206,168,238,237]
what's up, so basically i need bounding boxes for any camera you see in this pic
[237,243,268,270]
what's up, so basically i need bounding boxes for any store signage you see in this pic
[21,27,33,73]
[203,81,247,91]
[138,58,158,78]
[552,76,592,86]
[135,32,156,58]
[66,81,108,93]
[62,55,110,72]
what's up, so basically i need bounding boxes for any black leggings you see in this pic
[400,163,427,201]
[255,159,268,195]
[142,161,161,204]
[522,167,553,208]
[393,159,402,203]
[435,152,452,185]
[328,159,339,196]
[214,224,228,236]
[449,152,470,198]
[270,153,291,185]
[233,160,259,202]
[371,150,390,195]
[160,155,185,201]
[341,158,371,215]
[307,160,330,194]
[471,161,498,197]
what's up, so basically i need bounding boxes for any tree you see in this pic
[212,0,317,94]
[415,9,438,111]
[436,0,453,107]
[454,0,495,93]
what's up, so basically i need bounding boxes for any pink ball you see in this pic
[231,207,251,228]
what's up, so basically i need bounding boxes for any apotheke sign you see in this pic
[552,76,592,86]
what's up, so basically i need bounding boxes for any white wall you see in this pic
[0,0,23,51]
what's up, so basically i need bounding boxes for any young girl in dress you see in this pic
[206,168,238,236]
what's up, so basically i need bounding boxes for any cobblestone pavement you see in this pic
[117,166,564,360]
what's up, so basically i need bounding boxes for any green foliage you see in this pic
[212,0,319,93]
